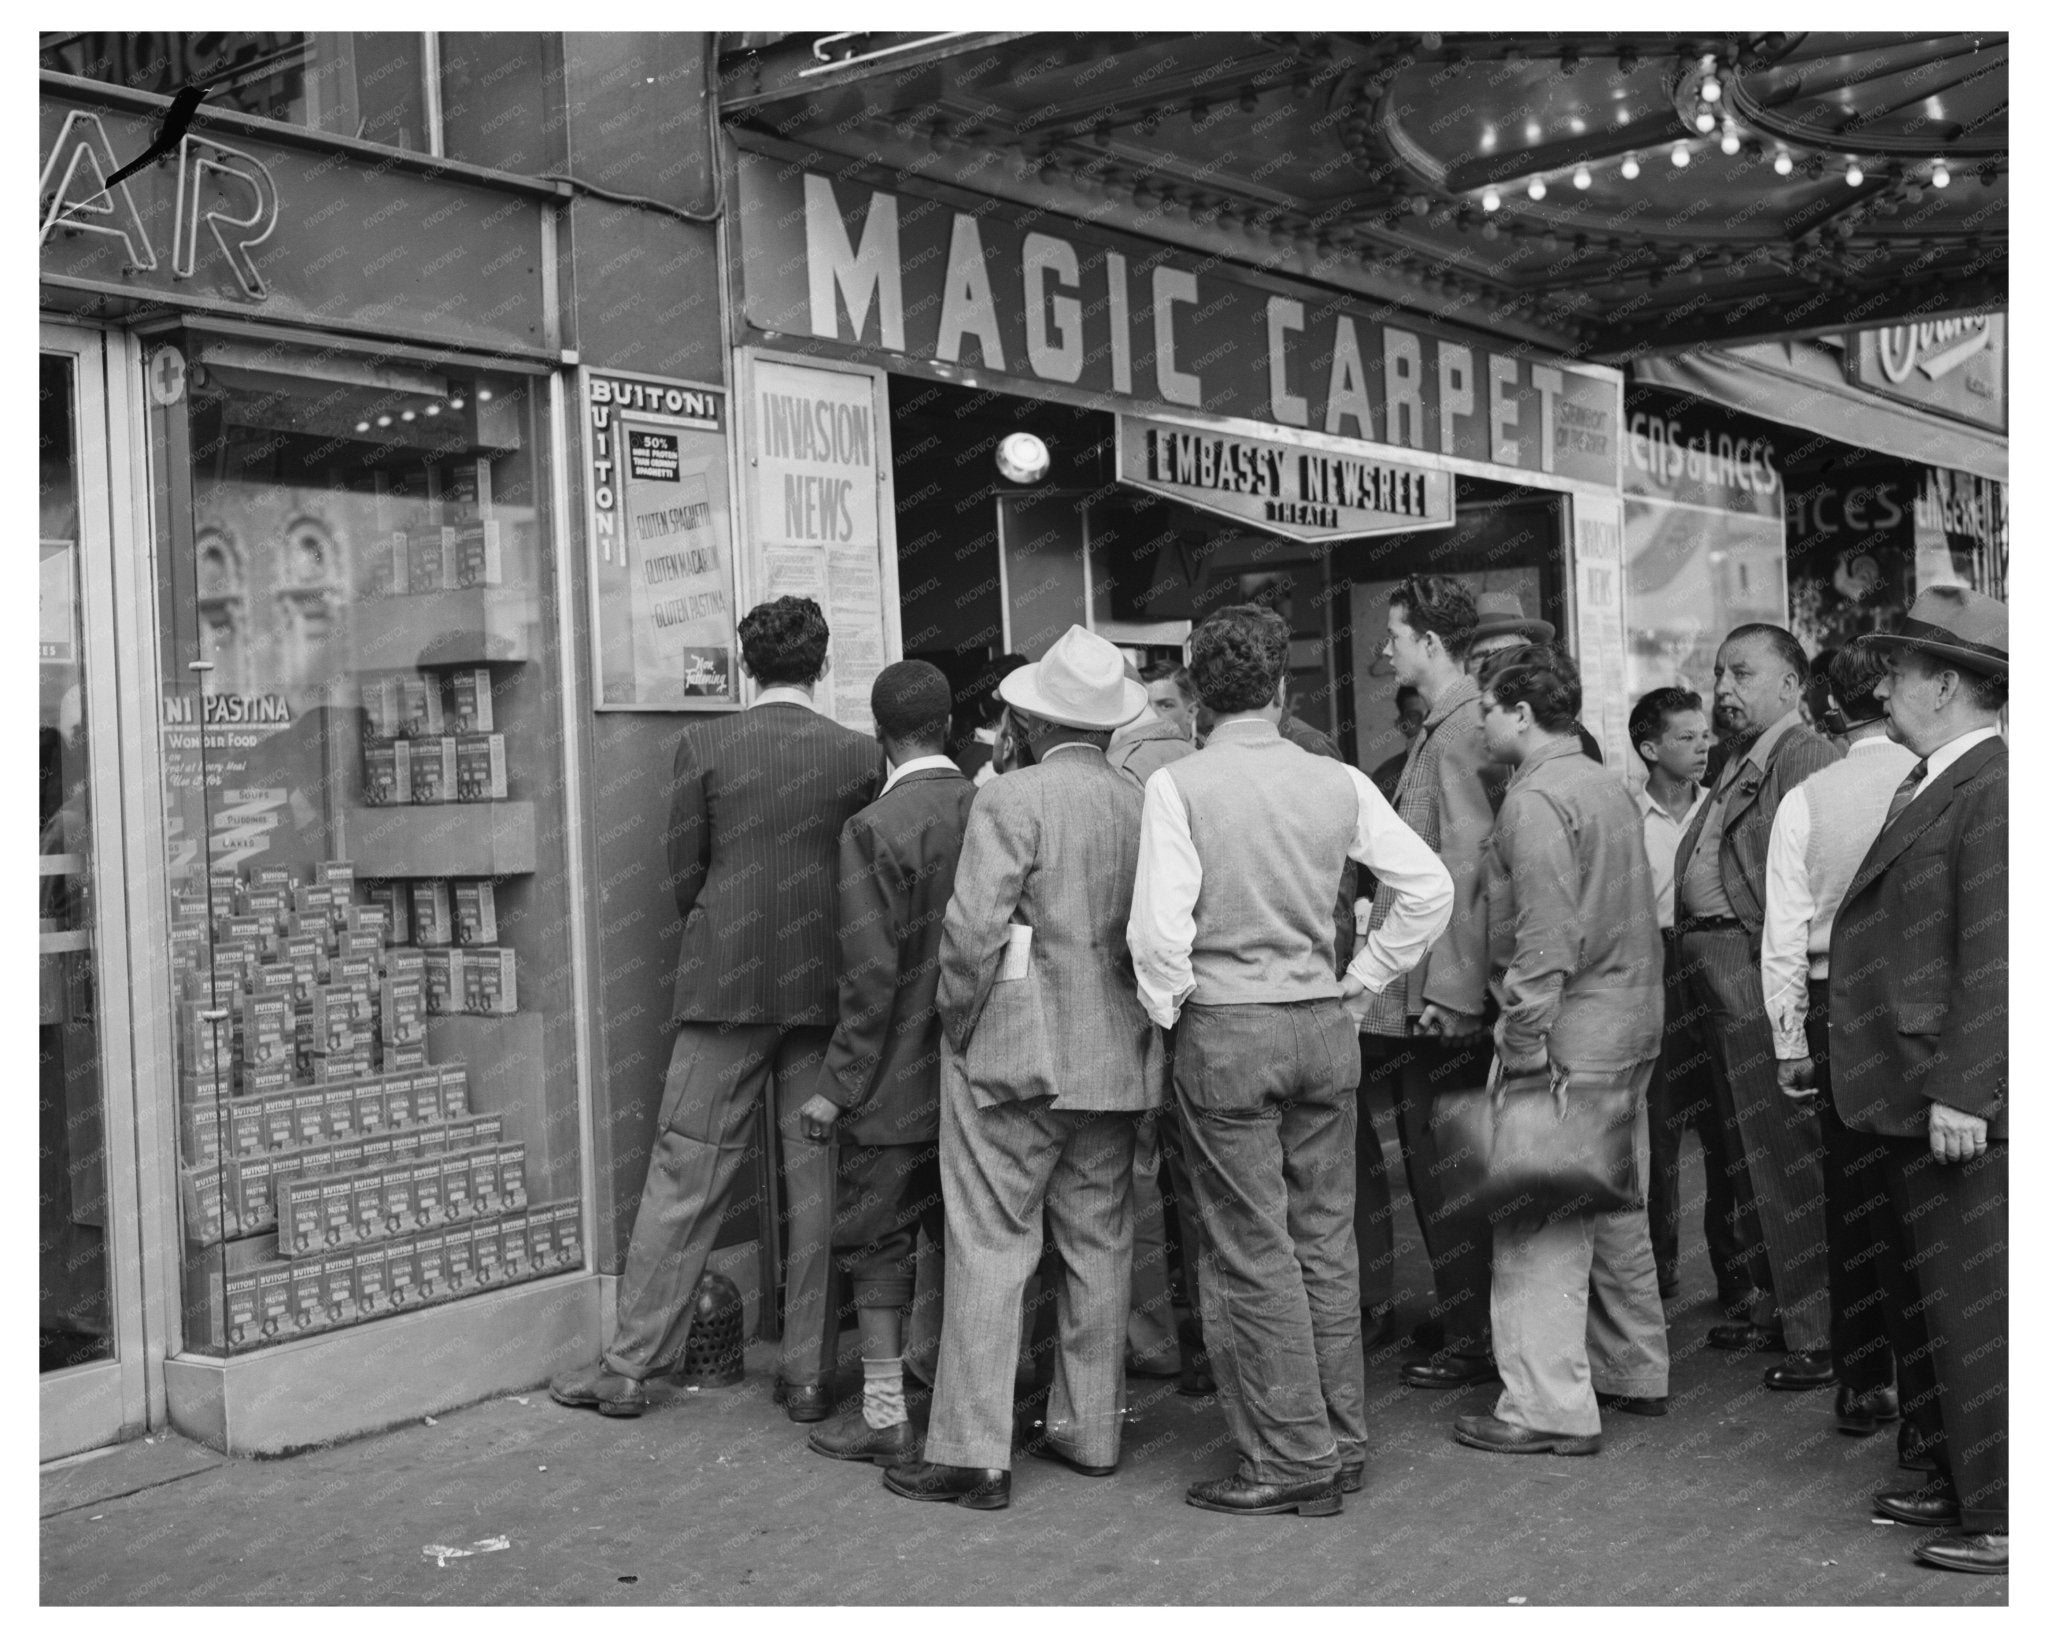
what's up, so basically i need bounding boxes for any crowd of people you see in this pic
[550,576,2007,1575]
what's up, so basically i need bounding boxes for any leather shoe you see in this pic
[882,1459,1011,1510]
[1762,1350,1836,1391]
[1913,1530,2008,1575]
[1898,1426,1939,1473]
[1706,1321,1786,1353]
[1718,1286,1767,1321]
[772,1377,834,1424]
[1402,1353,1501,1390]
[806,1411,914,1466]
[1874,1484,1960,1528]
[1185,1465,1342,1517]
[1595,1391,1668,1417]
[1834,1382,1900,1436]
[548,1362,645,1418]
[1454,1413,1601,1456]
[1023,1437,1117,1478]
[1338,1458,1365,1494]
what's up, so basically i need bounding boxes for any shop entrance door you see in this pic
[41,323,166,1459]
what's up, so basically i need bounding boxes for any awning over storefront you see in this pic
[1633,337,2006,483]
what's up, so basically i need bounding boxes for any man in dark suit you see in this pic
[804,661,976,1466]
[551,597,882,1421]
[1829,587,2007,1576]
[1671,624,1839,1372]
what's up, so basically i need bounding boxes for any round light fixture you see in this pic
[1931,159,1950,188]
[1701,76,1722,103]
[401,409,416,422]
[1527,176,1547,200]
[476,387,494,402]
[1720,123,1741,156]
[1695,109,1716,132]
[995,432,1052,485]
[1482,187,1501,212]
[1773,149,1794,176]
[1671,144,1691,168]
[375,414,392,427]
[1573,166,1591,190]
[1845,160,1864,186]
[1620,153,1640,180]
[354,421,370,433]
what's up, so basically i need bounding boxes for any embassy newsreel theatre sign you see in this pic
[735,148,1623,493]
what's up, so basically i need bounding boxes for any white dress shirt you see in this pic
[1129,753,1454,1029]
[1915,724,2002,789]
[879,753,957,796]
[1634,782,1698,932]
[1760,734,1918,1060]
[752,684,816,710]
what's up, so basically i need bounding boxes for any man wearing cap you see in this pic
[1828,587,2008,1576]
[1671,624,1840,1376]
[1131,603,1452,1516]
[1465,590,1604,763]
[884,625,1166,1510]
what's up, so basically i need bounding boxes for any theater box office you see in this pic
[38,75,601,1459]
[727,141,1632,770]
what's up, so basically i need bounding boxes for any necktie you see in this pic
[1882,760,1929,830]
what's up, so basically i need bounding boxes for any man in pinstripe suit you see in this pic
[551,597,883,1421]
[1672,624,1840,1380]
[884,626,1166,1510]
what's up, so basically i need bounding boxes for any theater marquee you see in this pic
[1117,416,1455,541]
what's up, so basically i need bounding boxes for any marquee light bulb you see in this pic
[1482,187,1501,211]
[354,421,370,433]
[1773,149,1794,176]
[1701,75,1722,103]
[1695,109,1717,132]
[1527,176,1547,200]
[1720,123,1741,156]
[995,432,1051,485]
[1931,159,1950,188]
[1573,166,1591,190]
[1845,160,1864,186]
[1620,152,1640,179]
[1670,144,1691,168]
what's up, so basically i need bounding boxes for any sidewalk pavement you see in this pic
[41,1126,2004,1606]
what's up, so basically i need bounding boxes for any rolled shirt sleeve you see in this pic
[1342,766,1454,996]
[1128,769,1202,1030]
[1760,786,1817,1062]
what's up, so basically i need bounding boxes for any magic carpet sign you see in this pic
[736,148,1623,490]
[1118,416,1455,541]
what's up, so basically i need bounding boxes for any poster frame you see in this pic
[578,364,741,714]
[731,346,901,723]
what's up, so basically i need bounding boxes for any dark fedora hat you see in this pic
[1469,590,1556,645]
[1866,585,2008,677]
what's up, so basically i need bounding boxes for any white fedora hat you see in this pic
[999,625,1147,730]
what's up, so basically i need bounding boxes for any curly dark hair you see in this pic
[1188,603,1290,715]
[1481,642,1582,732]
[738,596,830,686]
[871,659,952,746]
[1387,574,1479,660]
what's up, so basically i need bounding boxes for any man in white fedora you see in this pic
[885,625,1167,1510]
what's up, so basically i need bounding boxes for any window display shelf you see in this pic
[341,801,536,877]
[347,587,539,670]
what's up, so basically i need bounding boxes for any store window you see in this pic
[38,33,432,151]
[40,354,113,1373]
[147,333,583,1355]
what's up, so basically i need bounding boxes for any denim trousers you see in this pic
[1175,997,1365,1486]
